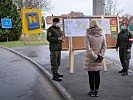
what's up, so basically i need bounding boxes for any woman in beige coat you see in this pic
[83,20,106,97]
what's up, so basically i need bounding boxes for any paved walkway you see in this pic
[0,46,65,100]
[59,52,133,100]
[13,45,133,100]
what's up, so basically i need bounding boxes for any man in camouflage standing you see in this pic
[116,21,132,76]
[47,18,63,81]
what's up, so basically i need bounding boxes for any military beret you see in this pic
[53,18,60,22]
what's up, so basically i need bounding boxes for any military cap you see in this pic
[53,18,60,22]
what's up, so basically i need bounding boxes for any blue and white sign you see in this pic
[26,12,40,30]
[1,18,12,28]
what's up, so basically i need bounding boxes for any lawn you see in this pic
[0,32,48,48]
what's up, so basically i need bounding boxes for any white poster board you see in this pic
[64,19,90,37]
[96,19,111,34]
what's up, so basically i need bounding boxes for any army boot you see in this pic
[119,69,124,73]
[122,69,128,76]
[57,72,63,77]
[52,72,62,81]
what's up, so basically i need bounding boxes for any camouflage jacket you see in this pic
[47,25,62,51]
[116,29,132,49]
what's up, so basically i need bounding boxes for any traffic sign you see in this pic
[1,18,12,28]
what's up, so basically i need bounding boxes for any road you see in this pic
[0,46,64,100]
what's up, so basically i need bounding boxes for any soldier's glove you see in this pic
[58,37,63,43]
[96,55,103,63]
[127,49,130,52]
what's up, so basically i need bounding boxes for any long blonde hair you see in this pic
[89,20,99,28]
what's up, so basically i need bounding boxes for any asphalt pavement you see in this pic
[13,45,133,100]
[0,46,65,100]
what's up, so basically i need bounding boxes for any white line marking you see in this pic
[106,59,133,73]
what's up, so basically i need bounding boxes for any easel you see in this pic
[66,18,108,73]
[65,16,108,73]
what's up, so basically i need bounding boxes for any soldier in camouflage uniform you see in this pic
[47,18,63,81]
[116,21,132,76]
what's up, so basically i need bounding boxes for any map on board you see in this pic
[96,19,111,34]
[64,19,90,37]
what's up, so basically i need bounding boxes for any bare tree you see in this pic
[105,0,123,15]
[13,0,52,12]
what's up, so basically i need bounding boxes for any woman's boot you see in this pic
[88,90,95,97]
[94,90,99,97]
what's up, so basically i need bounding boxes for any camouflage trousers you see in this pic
[50,51,61,73]
[119,48,131,70]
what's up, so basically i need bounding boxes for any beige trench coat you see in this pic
[83,28,106,71]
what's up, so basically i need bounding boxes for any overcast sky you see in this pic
[44,0,133,16]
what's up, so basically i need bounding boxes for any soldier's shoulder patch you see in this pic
[48,32,52,36]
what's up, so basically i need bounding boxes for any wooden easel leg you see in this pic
[67,51,71,69]
[103,58,108,71]
[70,50,74,73]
